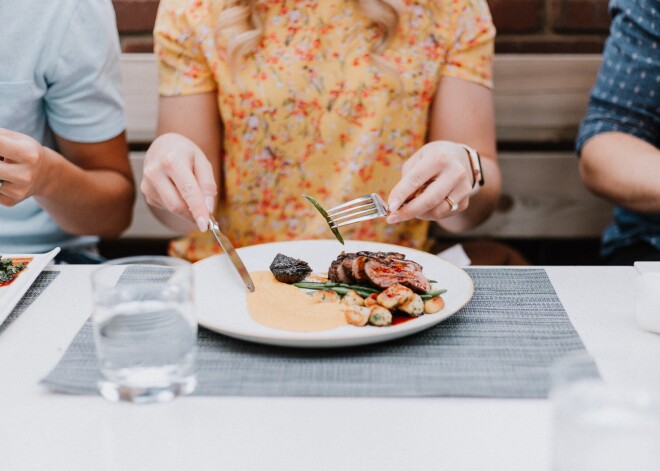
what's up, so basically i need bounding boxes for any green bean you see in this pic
[420,289,447,300]
[294,281,446,301]
[293,282,375,299]
[294,281,378,294]
[332,284,378,294]
[303,195,345,245]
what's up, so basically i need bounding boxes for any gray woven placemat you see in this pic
[0,271,60,335]
[41,268,589,398]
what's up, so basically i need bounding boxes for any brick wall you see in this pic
[113,0,610,54]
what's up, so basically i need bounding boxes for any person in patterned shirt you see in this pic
[577,0,659,265]
[142,0,502,261]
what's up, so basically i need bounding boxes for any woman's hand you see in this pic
[0,129,52,206]
[386,140,474,224]
[141,132,217,232]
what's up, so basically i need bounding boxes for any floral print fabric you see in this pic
[155,0,495,261]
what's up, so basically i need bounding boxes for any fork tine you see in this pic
[370,193,389,214]
[330,210,380,228]
[331,206,378,224]
[326,195,374,213]
[316,193,389,230]
[327,201,376,218]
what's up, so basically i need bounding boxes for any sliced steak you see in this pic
[363,257,430,293]
[357,251,405,262]
[340,254,357,283]
[328,252,359,284]
[328,258,343,283]
[351,255,369,283]
[328,251,431,293]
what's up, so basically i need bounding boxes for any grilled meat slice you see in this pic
[340,254,357,283]
[328,251,431,294]
[357,251,405,262]
[328,258,343,283]
[350,255,369,283]
[328,252,359,284]
[350,252,404,283]
[363,256,430,293]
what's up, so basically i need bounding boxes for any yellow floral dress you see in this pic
[155,0,495,262]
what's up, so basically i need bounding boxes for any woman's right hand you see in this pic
[141,133,217,232]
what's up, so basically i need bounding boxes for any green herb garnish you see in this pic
[303,194,345,245]
[0,257,27,284]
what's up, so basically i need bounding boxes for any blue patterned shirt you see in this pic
[576,0,660,256]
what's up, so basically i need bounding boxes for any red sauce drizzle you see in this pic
[391,315,414,326]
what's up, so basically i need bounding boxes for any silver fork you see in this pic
[326,193,390,229]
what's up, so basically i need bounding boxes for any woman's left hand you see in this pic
[386,140,473,224]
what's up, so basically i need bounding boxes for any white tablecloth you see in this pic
[0,266,658,471]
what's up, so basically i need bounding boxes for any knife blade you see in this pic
[208,216,255,292]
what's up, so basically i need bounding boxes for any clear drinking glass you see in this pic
[636,273,660,334]
[550,351,660,471]
[91,256,197,403]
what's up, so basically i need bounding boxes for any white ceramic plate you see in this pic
[194,240,473,348]
[0,248,60,325]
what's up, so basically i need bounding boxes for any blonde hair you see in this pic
[217,0,404,72]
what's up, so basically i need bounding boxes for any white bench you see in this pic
[120,53,611,240]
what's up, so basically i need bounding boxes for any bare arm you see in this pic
[141,93,222,233]
[428,77,500,231]
[0,129,134,238]
[580,132,660,213]
[387,77,501,232]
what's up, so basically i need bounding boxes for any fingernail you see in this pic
[206,196,215,213]
[387,215,399,224]
[197,216,208,232]
[389,199,401,213]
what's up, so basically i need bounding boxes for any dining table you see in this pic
[1,263,659,471]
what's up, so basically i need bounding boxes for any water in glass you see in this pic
[92,257,197,403]
[551,353,660,471]
[553,380,660,471]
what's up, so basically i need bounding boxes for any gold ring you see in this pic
[444,195,458,212]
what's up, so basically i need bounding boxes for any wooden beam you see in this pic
[493,55,601,142]
[462,151,612,238]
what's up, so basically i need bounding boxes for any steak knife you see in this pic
[208,216,255,292]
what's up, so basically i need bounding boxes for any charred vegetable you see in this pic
[303,194,345,245]
[269,253,312,284]
[0,257,27,284]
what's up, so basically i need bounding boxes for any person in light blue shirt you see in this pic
[0,0,135,262]
[576,0,659,265]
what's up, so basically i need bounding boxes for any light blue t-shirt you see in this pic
[0,0,125,253]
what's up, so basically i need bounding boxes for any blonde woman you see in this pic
[142,0,501,261]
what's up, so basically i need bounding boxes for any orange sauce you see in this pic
[246,271,349,332]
